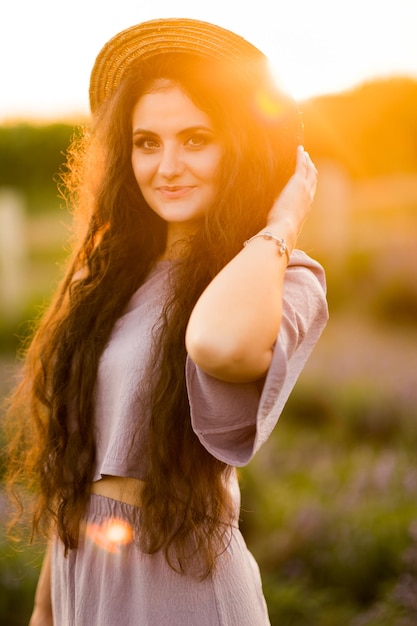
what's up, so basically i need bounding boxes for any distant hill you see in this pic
[0,77,416,212]
[301,77,417,178]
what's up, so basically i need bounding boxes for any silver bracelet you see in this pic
[243,231,290,264]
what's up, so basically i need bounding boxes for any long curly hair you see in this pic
[5,52,302,577]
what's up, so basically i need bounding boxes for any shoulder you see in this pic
[286,249,327,295]
[283,249,328,333]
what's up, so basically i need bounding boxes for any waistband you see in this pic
[91,476,144,507]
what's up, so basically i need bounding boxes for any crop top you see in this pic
[92,250,328,484]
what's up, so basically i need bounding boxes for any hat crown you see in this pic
[89,18,266,113]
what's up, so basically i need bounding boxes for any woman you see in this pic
[6,18,328,625]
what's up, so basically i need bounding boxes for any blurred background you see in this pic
[1,1,417,625]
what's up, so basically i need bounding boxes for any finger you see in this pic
[303,151,318,184]
[296,145,307,172]
[303,150,317,175]
[300,150,318,202]
[296,147,317,186]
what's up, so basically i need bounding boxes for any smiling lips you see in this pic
[157,186,196,199]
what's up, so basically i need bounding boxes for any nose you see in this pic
[158,144,184,179]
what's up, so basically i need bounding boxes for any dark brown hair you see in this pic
[5,52,302,577]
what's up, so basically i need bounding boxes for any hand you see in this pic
[266,145,318,248]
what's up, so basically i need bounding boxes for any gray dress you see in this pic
[51,251,328,625]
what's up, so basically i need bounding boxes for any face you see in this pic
[131,84,223,237]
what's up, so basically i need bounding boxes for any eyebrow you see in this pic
[132,125,215,137]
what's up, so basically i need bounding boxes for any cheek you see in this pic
[200,149,224,183]
[131,156,151,188]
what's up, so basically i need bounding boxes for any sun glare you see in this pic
[254,88,286,121]
[1,1,416,120]
[85,518,134,554]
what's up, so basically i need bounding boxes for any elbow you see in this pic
[185,328,272,383]
[185,326,231,374]
[185,331,237,378]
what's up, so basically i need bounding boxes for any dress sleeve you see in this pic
[185,250,328,466]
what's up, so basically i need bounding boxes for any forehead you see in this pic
[132,84,213,129]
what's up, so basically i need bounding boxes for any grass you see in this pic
[2,389,416,625]
[1,208,417,624]
[238,382,417,624]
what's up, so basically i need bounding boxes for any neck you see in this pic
[159,222,198,260]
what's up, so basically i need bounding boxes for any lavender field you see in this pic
[1,79,417,624]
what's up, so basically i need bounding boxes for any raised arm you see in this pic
[185,146,318,383]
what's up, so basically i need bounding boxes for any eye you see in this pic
[133,136,160,151]
[185,134,210,149]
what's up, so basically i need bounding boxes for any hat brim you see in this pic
[89,18,266,113]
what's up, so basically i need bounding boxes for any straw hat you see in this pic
[89,18,267,113]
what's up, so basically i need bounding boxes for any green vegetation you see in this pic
[0,522,43,626]
[0,122,78,213]
[0,77,415,216]
[240,383,417,624]
[2,378,416,625]
[1,77,416,624]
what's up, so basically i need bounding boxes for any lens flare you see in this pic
[253,89,285,122]
[85,518,134,554]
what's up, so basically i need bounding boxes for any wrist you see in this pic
[244,230,291,264]
[264,220,297,253]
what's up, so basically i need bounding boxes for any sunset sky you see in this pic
[2,0,416,121]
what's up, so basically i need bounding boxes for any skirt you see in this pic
[51,494,271,625]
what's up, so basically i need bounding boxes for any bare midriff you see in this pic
[91,475,145,507]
